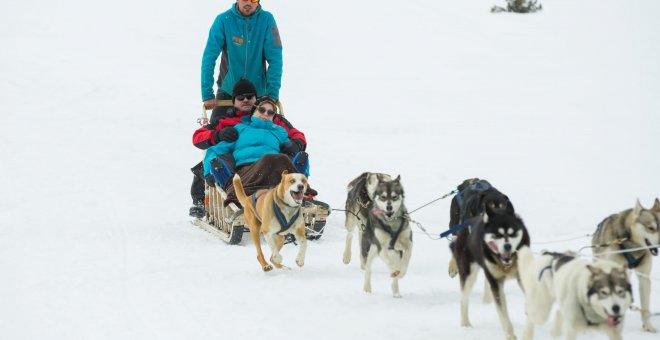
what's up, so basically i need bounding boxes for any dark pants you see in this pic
[190,162,205,204]
[190,91,234,206]
[223,154,298,207]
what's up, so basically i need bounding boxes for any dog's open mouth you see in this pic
[605,312,622,327]
[646,239,659,256]
[290,190,304,204]
[500,252,513,266]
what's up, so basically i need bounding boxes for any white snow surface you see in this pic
[1,0,659,339]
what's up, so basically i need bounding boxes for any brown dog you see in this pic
[233,171,309,272]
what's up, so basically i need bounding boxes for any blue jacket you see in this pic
[201,4,283,101]
[203,116,289,175]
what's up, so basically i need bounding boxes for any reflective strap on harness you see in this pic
[440,220,472,239]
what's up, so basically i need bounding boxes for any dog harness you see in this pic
[273,198,301,235]
[373,214,407,251]
[620,244,646,269]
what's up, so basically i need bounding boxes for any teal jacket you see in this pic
[203,116,289,176]
[201,4,283,101]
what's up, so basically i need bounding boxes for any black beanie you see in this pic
[232,78,257,101]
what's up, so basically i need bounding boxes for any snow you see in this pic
[1,0,659,339]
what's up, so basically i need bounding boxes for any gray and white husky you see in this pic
[592,198,660,333]
[343,172,413,298]
[518,247,632,340]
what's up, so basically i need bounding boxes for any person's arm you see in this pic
[274,115,306,145]
[203,141,235,176]
[263,15,283,99]
[201,15,226,102]
[192,116,243,149]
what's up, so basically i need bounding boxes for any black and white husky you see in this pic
[451,207,530,339]
[343,172,413,298]
[518,247,632,340]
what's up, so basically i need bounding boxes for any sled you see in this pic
[192,183,330,245]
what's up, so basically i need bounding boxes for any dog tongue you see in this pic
[607,316,618,327]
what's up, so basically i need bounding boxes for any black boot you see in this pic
[189,200,205,218]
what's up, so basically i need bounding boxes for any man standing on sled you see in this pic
[201,0,283,123]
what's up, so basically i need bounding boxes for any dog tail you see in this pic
[233,174,257,218]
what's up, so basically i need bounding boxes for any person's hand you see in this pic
[204,99,217,110]
[213,126,238,143]
[280,138,305,156]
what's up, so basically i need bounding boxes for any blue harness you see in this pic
[620,244,646,269]
[273,199,301,235]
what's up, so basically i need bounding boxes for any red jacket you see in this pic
[192,110,306,149]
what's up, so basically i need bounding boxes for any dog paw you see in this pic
[271,254,283,264]
[263,264,273,272]
[296,257,305,267]
[448,257,458,278]
[506,333,517,340]
[393,292,402,298]
[342,252,351,264]
[390,270,400,278]
[461,320,472,328]
[643,323,657,333]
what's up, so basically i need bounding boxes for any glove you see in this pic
[213,126,238,143]
[280,138,305,156]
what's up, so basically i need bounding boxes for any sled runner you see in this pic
[192,183,330,245]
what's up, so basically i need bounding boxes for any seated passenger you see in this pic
[189,78,308,217]
[203,98,314,207]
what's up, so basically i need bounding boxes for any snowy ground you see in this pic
[1,0,659,339]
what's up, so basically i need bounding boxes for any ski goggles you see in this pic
[250,0,259,3]
[257,106,276,116]
[235,94,255,101]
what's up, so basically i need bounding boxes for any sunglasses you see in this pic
[257,106,276,116]
[235,94,255,101]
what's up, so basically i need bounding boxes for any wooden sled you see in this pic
[192,183,330,244]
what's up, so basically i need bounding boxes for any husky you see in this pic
[451,206,530,340]
[592,198,660,333]
[343,172,392,266]
[448,178,515,278]
[344,173,412,298]
[518,247,632,340]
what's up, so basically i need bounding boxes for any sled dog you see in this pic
[451,206,530,340]
[448,178,515,278]
[233,171,308,272]
[343,172,393,266]
[345,173,412,298]
[592,198,660,333]
[518,247,632,340]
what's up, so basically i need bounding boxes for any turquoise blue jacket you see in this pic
[201,4,283,101]
[203,116,289,176]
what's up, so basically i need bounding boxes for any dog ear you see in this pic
[633,198,643,215]
[281,169,289,176]
[395,175,401,182]
[652,198,660,212]
[586,264,602,276]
